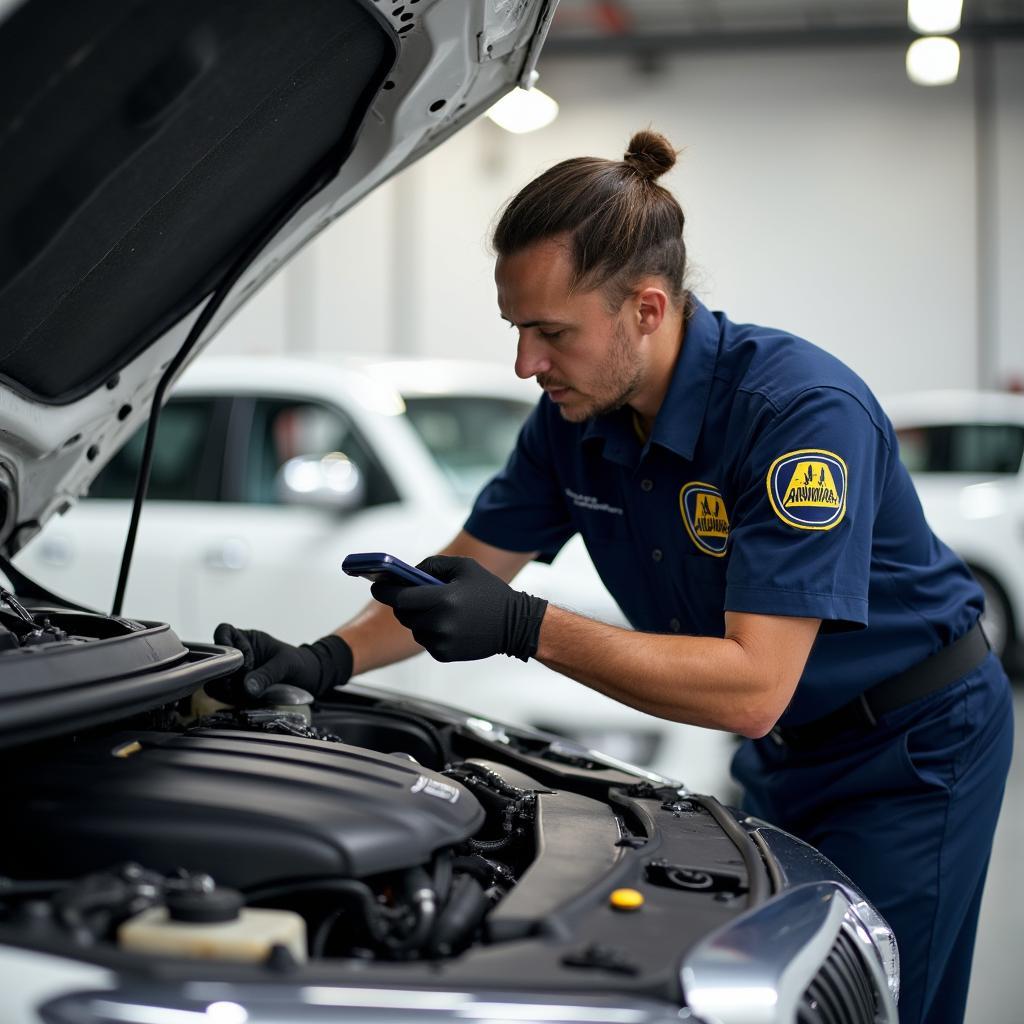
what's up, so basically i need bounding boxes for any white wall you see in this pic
[209,39,1023,394]
[993,40,1024,389]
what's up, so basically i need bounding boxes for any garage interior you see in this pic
[4,1,1020,1020]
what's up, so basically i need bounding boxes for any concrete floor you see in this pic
[964,674,1021,1024]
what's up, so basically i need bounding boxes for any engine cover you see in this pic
[2,729,484,888]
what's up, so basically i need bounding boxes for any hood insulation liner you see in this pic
[0,0,394,404]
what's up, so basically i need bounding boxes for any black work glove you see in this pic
[211,624,353,703]
[370,555,548,663]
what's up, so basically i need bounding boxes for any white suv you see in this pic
[17,354,737,794]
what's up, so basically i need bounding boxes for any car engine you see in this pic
[0,695,555,964]
[0,598,824,1003]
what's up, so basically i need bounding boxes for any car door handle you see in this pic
[203,538,251,571]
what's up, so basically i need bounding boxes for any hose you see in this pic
[428,873,491,957]
[244,878,396,944]
[431,852,454,905]
[311,906,347,958]
[447,762,531,799]
[387,867,436,954]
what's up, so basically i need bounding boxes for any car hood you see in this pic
[0,0,557,556]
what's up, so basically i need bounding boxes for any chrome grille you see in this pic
[798,927,881,1024]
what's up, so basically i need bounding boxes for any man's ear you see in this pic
[634,284,670,336]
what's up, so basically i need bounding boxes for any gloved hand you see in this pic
[211,624,353,703]
[370,555,548,663]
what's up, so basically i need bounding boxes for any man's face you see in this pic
[495,236,643,423]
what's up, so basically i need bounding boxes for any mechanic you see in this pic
[217,130,1013,1024]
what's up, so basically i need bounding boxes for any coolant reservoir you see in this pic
[118,888,307,964]
[189,686,233,719]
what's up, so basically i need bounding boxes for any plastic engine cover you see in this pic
[2,729,484,888]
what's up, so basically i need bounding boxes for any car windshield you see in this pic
[402,395,534,503]
[896,423,1024,474]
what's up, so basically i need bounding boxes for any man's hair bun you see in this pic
[492,127,688,309]
[623,129,677,182]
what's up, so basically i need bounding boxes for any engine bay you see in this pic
[0,597,771,1000]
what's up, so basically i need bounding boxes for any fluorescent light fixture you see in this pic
[906,36,961,86]
[486,87,559,134]
[907,0,963,34]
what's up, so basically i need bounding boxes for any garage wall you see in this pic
[209,38,1023,396]
[993,40,1024,390]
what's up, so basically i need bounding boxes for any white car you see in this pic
[886,390,1024,662]
[17,353,737,794]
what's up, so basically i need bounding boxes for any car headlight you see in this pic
[848,895,900,1004]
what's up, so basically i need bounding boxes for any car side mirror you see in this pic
[274,452,366,512]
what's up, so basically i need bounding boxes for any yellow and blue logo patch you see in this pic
[680,482,730,557]
[767,449,847,531]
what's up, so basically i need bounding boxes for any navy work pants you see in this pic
[732,653,1013,1024]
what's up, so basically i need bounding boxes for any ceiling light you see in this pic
[906,36,961,86]
[485,87,559,134]
[907,0,963,35]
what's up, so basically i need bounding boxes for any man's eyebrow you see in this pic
[500,315,569,329]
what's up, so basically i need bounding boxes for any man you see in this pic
[217,130,1012,1024]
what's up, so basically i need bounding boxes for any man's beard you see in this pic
[554,319,643,423]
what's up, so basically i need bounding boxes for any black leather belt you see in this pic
[769,621,990,750]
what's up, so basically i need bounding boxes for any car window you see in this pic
[402,396,534,502]
[244,398,398,507]
[896,423,1024,474]
[88,398,224,501]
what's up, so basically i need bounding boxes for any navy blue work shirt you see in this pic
[464,298,984,725]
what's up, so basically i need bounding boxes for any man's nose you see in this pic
[514,335,551,380]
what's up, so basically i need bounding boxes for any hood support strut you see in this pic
[112,135,371,616]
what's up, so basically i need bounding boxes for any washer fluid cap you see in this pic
[166,886,243,923]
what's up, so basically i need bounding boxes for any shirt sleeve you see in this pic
[724,386,891,631]
[463,401,576,563]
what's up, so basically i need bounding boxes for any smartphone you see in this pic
[342,552,443,587]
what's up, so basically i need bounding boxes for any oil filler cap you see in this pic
[609,888,644,912]
[166,887,243,924]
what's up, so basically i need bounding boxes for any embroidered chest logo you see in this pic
[680,482,730,557]
[767,449,848,530]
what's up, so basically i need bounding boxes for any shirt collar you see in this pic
[582,296,721,464]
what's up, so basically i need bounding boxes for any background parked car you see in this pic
[886,390,1024,665]
[16,354,737,794]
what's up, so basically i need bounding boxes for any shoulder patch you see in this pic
[767,449,847,531]
[679,482,730,557]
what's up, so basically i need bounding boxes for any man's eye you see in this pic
[540,329,564,340]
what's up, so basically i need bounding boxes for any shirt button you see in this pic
[669,618,681,632]
[640,479,654,492]
[651,548,663,562]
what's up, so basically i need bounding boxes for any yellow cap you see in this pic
[609,888,644,911]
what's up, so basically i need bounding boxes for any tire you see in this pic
[969,567,1015,660]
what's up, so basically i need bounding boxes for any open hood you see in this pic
[0,0,557,554]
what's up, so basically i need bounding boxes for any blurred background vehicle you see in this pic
[887,390,1024,666]
[15,354,738,795]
